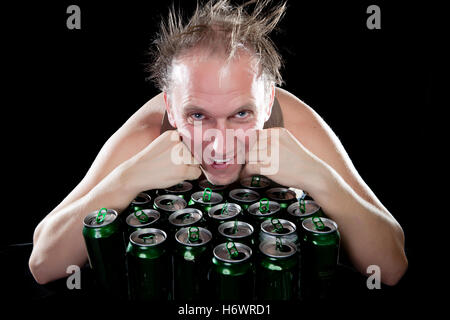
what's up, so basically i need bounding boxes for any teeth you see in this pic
[213,158,232,164]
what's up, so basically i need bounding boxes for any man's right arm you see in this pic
[29,96,201,284]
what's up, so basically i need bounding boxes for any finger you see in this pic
[185,165,202,180]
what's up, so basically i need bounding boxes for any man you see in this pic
[29,0,407,286]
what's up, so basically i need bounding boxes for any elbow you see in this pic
[29,251,52,285]
[381,249,408,286]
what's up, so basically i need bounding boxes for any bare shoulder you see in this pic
[275,87,388,213]
[275,87,331,146]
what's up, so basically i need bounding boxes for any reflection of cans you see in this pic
[259,218,299,249]
[188,190,223,214]
[173,227,213,300]
[164,181,194,199]
[209,242,254,300]
[125,209,160,238]
[83,208,127,298]
[265,187,297,211]
[228,188,260,210]
[198,179,229,196]
[168,208,204,234]
[287,200,323,233]
[153,195,187,224]
[240,175,272,192]
[126,228,171,301]
[301,217,340,300]
[246,200,280,228]
[208,203,242,228]
[217,220,255,249]
[256,241,298,300]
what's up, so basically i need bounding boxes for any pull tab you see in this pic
[259,198,269,213]
[96,208,108,224]
[134,207,149,223]
[220,201,229,215]
[251,176,260,187]
[188,226,200,242]
[203,188,212,202]
[271,218,284,233]
[226,240,239,259]
[299,194,306,214]
[312,216,325,231]
[232,219,238,234]
[141,234,154,244]
[181,212,192,220]
[276,237,283,251]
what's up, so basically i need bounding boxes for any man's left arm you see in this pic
[243,89,408,285]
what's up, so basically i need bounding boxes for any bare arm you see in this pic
[28,94,202,284]
[277,88,407,285]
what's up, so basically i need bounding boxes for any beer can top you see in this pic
[228,188,260,203]
[260,218,296,236]
[164,181,193,194]
[131,192,152,206]
[208,203,242,221]
[213,242,252,263]
[302,217,338,234]
[83,208,118,228]
[175,226,212,247]
[130,228,167,247]
[247,200,280,217]
[287,200,321,217]
[198,179,228,192]
[126,209,160,228]
[240,175,271,190]
[218,220,254,239]
[169,208,203,227]
[190,190,223,205]
[259,240,297,258]
[265,187,297,201]
[153,195,187,212]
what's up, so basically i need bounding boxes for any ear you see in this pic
[163,92,177,128]
[264,83,275,122]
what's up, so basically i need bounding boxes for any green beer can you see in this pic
[256,240,298,300]
[259,218,299,250]
[198,179,229,197]
[188,188,223,216]
[82,208,127,298]
[173,226,213,300]
[207,202,242,230]
[287,199,324,235]
[126,228,172,301]
[228,188,260,211]
[163,181,194,200]
[246,198,281,229]
[209,241,254,301]
[153,194,187,226]
[125,209,160,238]
[265,187,297,213]
[301,217,340,300]
[217,220,256,250]
[239,175,272,193]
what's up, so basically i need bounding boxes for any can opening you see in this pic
[139,233,155,244]
[160,199,174,206]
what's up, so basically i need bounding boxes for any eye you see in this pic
[190,113,205,120]
[235,110,250,119]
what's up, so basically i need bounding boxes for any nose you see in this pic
[211,122,235,159]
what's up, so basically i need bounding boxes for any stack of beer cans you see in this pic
[82,176,340,301]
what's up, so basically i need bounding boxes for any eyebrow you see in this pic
[183,104,257,117]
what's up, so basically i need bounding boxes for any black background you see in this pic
[1,0,438,310]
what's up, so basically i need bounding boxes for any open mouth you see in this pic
[210,157,234,169]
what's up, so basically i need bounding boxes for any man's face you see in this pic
[165,49,273,185]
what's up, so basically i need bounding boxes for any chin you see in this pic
[204,164,242,186]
